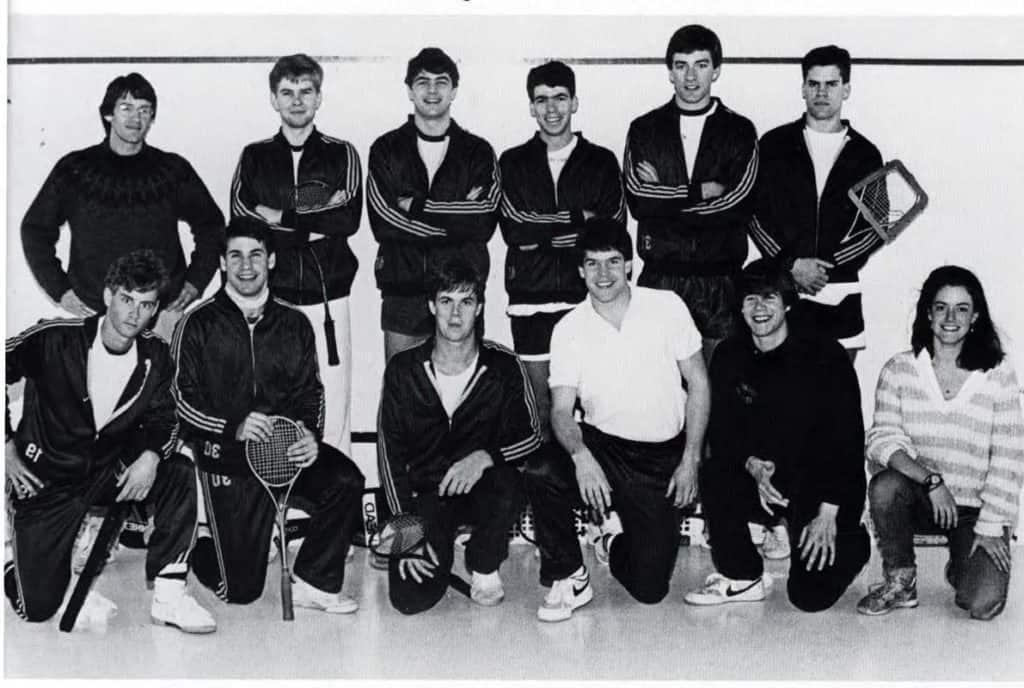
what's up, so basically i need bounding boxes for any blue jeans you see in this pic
[868,469,1011,620]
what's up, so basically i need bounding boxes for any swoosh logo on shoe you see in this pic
[725,580,759,597]
[573,582,589,596]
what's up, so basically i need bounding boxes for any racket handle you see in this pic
[324,317,340,367]
[281,571,294,621]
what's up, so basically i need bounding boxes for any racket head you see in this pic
[848,159,929,243]
[368,513,428,558]
[244,416,304,488]
[294,180,334,211]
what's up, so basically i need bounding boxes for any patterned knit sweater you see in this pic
[21,142,225,312]
[865,350,1024,535]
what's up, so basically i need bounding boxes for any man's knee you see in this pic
[868,469,913,510]
[961,584,1008,621]
[787,582,842,613]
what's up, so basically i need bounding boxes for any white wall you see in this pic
[6,12,1024,486]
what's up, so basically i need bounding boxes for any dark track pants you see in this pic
[526,424,684,604]
[700,461,870,612]
[389,462,523,615]
[5,453,197,622]
[192,443,364,604]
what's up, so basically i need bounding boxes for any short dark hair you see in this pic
[405,47,459,88]
[99,73,157,135]
[269,53,324,93]
[578,218,633,264]
[223,217,274,256]
[737,258,798,308]
[103,249,169,298]
[911,265,1004,372]
[426,257,485,304]
[665,24,722,69]
[526,60,576,99]
[801,45,852,83]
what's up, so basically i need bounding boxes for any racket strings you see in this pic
[373,514,427,556]
[294,181,334,210]
[247,420,303,486]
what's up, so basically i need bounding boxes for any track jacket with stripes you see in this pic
[229,128,363,304]
[367,116,500,298]
[5,316,177,486]
[624,98,758,275]
[171,289,324,475]
[377,338,542,514]
[747,117,884,284]
[498,132,626,307]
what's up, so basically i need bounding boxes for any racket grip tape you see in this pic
[324,317,340,367]
[281,572,294,621]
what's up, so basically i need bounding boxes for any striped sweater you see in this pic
[865,350,1024,535]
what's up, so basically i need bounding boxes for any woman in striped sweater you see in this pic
[858,265,1024,619]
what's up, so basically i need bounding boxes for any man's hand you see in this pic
[6,439,45,499]
[581,209,596,221]
[116,450,160,502]
[438,450,493,497]
[397,196,413,212]
[466,186,484,201]
[636,161,660,184]
[327,189,350,206]
[255,204,285,227]
[398,541,438,584]
[745,456,790,515]
[60,290,97,317]
[971,533,1011,573]
[791,258,833,295]
[286,420,318,468]
[666,449,699,508]
[798,502,838,571]
[928,483,958,530]
[234,412,274,443]
[573,448,612,513]
[165,282,199,313]
[701,181,725,199]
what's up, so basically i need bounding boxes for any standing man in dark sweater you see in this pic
[498,60,625,445]
[748,46,884,361]
[230,54,363,456]
[368,47,500,361]
[21,72,225,342]
[685,259,870,611]
[624,25,758,363]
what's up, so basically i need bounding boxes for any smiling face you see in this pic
[741,291,790,349]
[271,75,322,130]
[802,65,850,124]
[104,93,154,151]
[928,285,978,349]
[408,70,457,121]
[668,50,719,111]
[429,286,482,344]
[530,84,577,141]
[580,249,631,306]
[220,236,275,298]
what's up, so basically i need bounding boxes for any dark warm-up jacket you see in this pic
[748,117,884,284]
[229,127,363,303]
[5,316,177,486]
[377,338,542,514]
[171,289,324,475]
[623,98,758,275]
[708,332,867,526]
[366,116,500,298]
[21,142,224,313]
[498,132,626,306]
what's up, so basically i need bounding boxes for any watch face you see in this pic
[927,474,942,486]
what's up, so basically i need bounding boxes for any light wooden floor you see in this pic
[3,542,1022,681]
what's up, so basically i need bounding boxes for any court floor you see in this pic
[3,542,1022,681]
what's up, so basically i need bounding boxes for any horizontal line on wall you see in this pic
[7,55,1024,66]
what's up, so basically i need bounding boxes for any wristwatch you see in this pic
[924,473,944,491]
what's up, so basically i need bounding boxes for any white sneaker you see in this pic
[150,578,216,633]
[761,524,791,560]
[593,511,623,566]
[71,514,118,575]
[292,575,359,614]
[470,570,505,606]
[537,566,593,622]
[684,572,767,606]
[58,589,118,631]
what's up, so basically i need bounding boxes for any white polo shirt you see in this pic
[548,286,702,442]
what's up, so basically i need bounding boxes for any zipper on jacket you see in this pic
[248,325,258,398]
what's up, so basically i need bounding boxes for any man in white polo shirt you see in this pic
[523,218,710,621]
